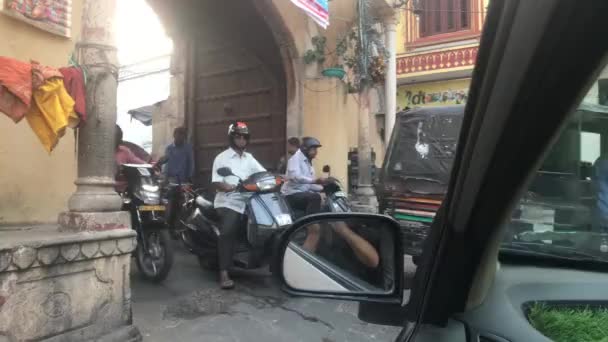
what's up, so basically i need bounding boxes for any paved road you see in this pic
[131,243,402,342]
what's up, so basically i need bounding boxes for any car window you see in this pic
[501,64,608,263]
[381,64,608,278]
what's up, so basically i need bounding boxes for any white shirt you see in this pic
[281,149,323,196]
[212,148,266,213]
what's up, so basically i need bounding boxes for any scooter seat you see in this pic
[196,196,214,209]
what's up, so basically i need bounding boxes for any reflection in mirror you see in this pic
[283,217,398,294]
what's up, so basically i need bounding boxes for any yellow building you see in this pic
[0,1,83,225]
[395,0,488,110]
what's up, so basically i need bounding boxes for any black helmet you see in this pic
[228,121,250,137]
[301,137,322,152]
[228,121,250,149]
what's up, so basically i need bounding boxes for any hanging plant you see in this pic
[303,34,349,79]
[301,1,390,87]
[369,56,386,84]
[303,35,327,65]
[341,0,390,92]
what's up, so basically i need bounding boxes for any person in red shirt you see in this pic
[114,125,146,192]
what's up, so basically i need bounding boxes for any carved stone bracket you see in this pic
[0,226,136,273]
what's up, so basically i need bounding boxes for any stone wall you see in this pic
[0,1,84,225]
[0,226,139,341]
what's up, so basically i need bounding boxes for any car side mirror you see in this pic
[275,213,404,304]
[217,167,234,177]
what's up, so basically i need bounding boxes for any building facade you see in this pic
[395,0,488,110]
[148,0,397,196]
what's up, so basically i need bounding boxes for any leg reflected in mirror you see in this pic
[331,221,380,268]
[302,224,321,252]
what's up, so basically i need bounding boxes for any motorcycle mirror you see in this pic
[275,213,405,304]
[217,167,234,177]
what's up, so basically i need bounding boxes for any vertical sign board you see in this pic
[289,0,329,29]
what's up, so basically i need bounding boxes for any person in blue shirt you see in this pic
[155,127,195,236]
[281,137,328,217]
[156,127,195,183]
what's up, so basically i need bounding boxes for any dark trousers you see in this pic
[286,192,322,216]
[165,186,179,226]
[216,207,243,271]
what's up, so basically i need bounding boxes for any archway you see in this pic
[148,0,298,187]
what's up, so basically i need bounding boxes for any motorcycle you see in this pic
[120,164,174,282]
[322,177,351,213]
[179,167,293,271]
[289,177,352,220]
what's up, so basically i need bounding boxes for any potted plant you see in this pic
[303,35,347,79]
[321,37,347,79]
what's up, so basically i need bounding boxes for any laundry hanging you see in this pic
[0,57,33,122]
[0,56,81,152]
[59,66,86,122]
[25,78,78,153]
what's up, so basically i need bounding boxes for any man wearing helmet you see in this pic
[211,121,266,289]
[282,136,327,213]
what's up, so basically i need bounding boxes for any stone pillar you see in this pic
[59,0,130,230]
[384,15,398,143]
[152,38,187,157]
[354,86,378,212]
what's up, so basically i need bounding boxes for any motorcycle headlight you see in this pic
[142,184,159,192]
[256,179,276,191]
[136,189,160,205]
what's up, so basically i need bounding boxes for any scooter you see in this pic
[179,167,292,271]
[289,177,352,220]
[120,164,174,282]
[323,177,352,213]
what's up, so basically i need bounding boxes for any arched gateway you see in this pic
[148,0,297,188]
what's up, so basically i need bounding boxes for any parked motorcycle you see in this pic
[120,164,174,282]
[179,167,293,271]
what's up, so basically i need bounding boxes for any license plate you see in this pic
[139,205,165,211]
[275,214,292,226]
[334,191,347,198]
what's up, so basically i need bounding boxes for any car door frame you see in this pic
[404,0,608,329]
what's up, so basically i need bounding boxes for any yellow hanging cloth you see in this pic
[25,78,79,152]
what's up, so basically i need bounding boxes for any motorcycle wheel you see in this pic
[135,229,174,282]
[198,255,219,271]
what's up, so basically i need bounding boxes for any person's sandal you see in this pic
[220,279,235,290]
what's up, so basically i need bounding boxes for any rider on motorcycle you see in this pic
[281,137,329,250]
[281,137,327,214]
[114,125,146,193]
[211,121,266,289]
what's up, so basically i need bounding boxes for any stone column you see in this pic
[384,15,398,143]
[354,86,378,212]
[59,0,130,231]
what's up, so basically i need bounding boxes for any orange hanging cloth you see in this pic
[0,57,33,122]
